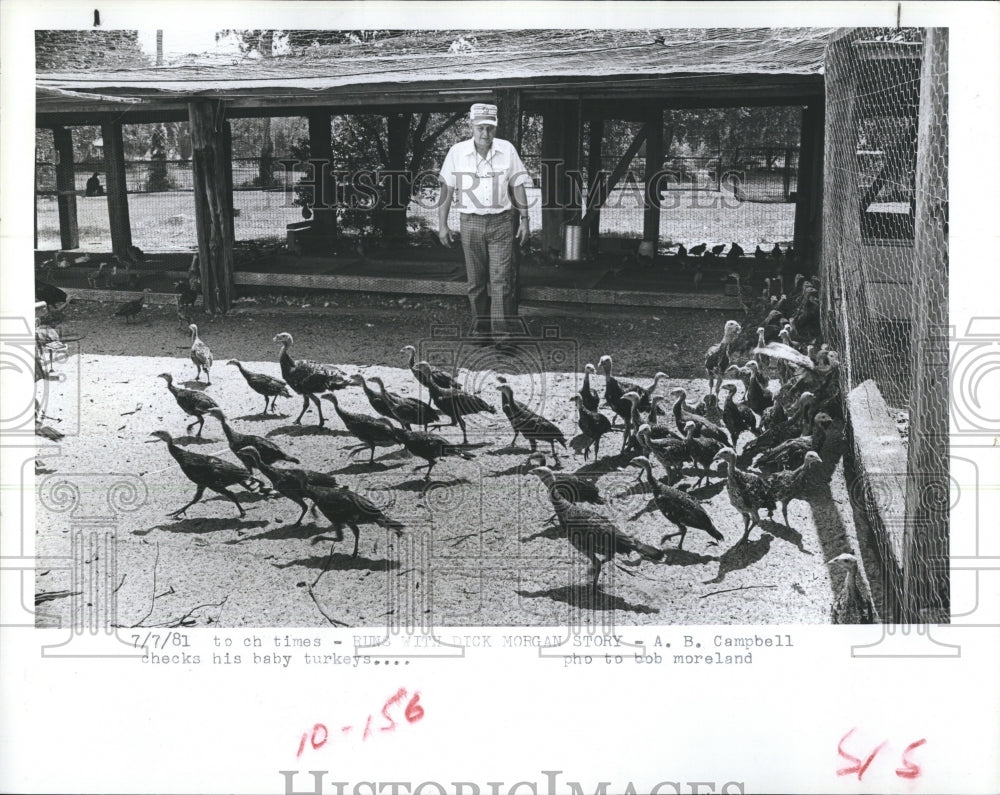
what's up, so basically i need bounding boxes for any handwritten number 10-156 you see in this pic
[296,688,424,757]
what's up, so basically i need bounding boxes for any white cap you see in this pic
[470,103,498,126]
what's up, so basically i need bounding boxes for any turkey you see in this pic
[704,319,741,394]
[530,466,662,590]
[273,332,350,426]
[628,456,722,550]
[188,324,213,384]
[497,384,567,456]
[226,360,291,415]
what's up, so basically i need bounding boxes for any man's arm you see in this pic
[511,183,529,246]
[438,180,455,246]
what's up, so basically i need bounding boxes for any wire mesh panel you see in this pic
[821,28,949,621]
[519,112,803,250]
[821,28,928,408]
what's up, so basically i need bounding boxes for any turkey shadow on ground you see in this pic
[180,380,211,391]
[519,521,565,544]
[234,412,290,422]
[266,423,347,438]
[391,476,472,493]
[515,583,659,614]
[141,517,268,536]
[703,532,773,584]
[660,546,719,566]
[274,551,399,573]
[572,452,632,477]
[759,518,811,554]
[228,523,327,544]
[485,462,538,478]
[484,442,534,456]
[329,460,408,476]
[685,480,726,501]
[174,434,219,446]
[448,440,493,454]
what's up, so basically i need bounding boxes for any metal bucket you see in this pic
[561,223,585,262]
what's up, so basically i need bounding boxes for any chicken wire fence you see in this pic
[820,28,949,621]
[35,152,307,251]
[37,111,802,256]
[519,137,799,251]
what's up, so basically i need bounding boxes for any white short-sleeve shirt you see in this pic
[439,137,533,215]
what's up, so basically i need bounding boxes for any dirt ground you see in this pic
[34,293,854,628]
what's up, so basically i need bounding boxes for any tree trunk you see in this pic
[495,89,522,148]
[188,101,235,314]
[259,118,274,188]
[101,122,133,259]
[53,126,79,250]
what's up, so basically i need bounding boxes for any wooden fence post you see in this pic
[903,28,949,623]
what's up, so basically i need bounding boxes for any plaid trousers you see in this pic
[459,210,518,337]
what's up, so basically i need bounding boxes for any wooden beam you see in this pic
[36,73,823,123]
[307,110,337,240]
[52,126,79,250]
[643,105,664,244]
[188,101,236,314]
[100,122,132,258]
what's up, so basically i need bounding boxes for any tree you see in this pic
[218,30,467,239]
[147,124,170,192]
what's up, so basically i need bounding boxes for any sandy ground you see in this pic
[33,295,853,628]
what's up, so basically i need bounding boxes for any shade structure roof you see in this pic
[36,28,833,122]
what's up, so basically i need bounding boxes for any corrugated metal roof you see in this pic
[37,28,833,99]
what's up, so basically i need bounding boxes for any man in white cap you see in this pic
[438,102,532,345]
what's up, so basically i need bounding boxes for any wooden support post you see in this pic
[307,110,337,241]
[223,121,236,244]
[562,100,582,218]
[382,113,410,240]
[52,126,79,250]
[101,121,133,258]
[643,105,664,245]
[188,101,235,314]
[586,117,605,250]
[540,100,583,258]
[794,101,824,270]
[903,28,949,623]
[540,103,565,257]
